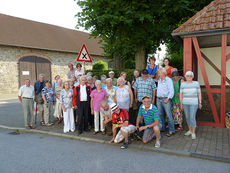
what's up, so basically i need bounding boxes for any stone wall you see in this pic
[0,45,109,95]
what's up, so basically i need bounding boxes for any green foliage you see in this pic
[86,69,136,82]
[92,60,108,71]
[124,59,135,69]
[76,0,213,63]
[168,48,184,75]
[164,0,213,74]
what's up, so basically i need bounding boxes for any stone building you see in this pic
[0,13,108,95]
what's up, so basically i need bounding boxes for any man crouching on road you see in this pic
[109,103,136,149]
[136,96,162,148]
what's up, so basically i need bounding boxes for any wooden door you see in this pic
[19,56,36,86]
[19,56,51,87]
[35,57,51,82]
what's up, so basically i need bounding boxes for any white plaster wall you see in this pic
[198,47,230,85]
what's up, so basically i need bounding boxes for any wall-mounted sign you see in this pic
[22,71,29,75]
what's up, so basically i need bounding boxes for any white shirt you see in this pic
[18,85,34,98]
[80,84,87,101]
[75,69,84,79]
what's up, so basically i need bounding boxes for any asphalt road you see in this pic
[0,99,24,127]
[0,128,229,173]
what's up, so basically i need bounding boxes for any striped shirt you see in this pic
[180,81,201,105]
[138,104,162,125]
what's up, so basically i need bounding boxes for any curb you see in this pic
[0,125,230,164]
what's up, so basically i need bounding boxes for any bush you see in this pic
[92,60,108,71]
[86,69,136,81]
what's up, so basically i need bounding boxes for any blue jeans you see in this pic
[183,104,198,128]
[156,98,175,133]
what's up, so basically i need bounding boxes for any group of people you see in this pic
[18,58,202,149]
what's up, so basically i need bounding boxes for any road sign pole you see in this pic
[84,62,86,73]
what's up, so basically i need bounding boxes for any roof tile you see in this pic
[0,13,104,56]
[173,0,230,34]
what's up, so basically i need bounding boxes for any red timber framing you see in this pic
[183,34,229,127]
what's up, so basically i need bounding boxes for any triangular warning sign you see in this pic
[77,44,92,62]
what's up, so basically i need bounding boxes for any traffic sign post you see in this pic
[77,44,92,72]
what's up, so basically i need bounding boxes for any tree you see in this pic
[76,0,213,70]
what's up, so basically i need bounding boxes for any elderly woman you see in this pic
[87,76,95,90]
[42,80,54,126]
[146,56,158,78]
[171,70,184,131]
[101,75,107,88]
[120,72,131,87]
[87,72,93,77]
[163,58,173,78]
[180,71,202,140]
[52,75,60,103]
[115,77,133,112]
[90,80,108,134]
[60,81,75,133]
[53,79,63,123]
[75,63,84,80]
[105,78,116,105]
[52,75,60,93]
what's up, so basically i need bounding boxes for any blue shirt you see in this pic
[42,87,54,103]
[132,77,157,102]
[148,65,158,76]
[34,80,45,95]
[157,77,174,99]
[138,104,162,125]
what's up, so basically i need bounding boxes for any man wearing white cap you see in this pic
[109,103,136,149]
[108,71,117,86]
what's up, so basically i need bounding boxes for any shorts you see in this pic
[114,125,136,143]
[38,103,44,112]
[143,124,162,142]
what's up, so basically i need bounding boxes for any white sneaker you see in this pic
[155,141,160,148]
[184,131,192,136]
[191,133,196,140]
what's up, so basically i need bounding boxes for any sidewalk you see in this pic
[0,99,230,163]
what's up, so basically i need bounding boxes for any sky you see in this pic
[0,0,166,63]
[0,0,83,30]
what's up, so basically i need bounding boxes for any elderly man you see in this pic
[133,69,157,108]
[73,75,91,135]
[136,96,162,148]
[110,103,136,149]
[34,73,45,126]
[18,79,35,129]
[67,63,76,79]
[157,68,175,137]
[100,101,113,135]
[108,71,117,86]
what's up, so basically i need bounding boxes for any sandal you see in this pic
[93,131,99,135]
[176,127,183,131]
[166,133,173,137]
[40,121,45,126]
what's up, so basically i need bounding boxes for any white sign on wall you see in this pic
[22,71,30,75]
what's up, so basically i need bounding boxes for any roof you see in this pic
[172,0,230,36]
[0,13,104,56]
